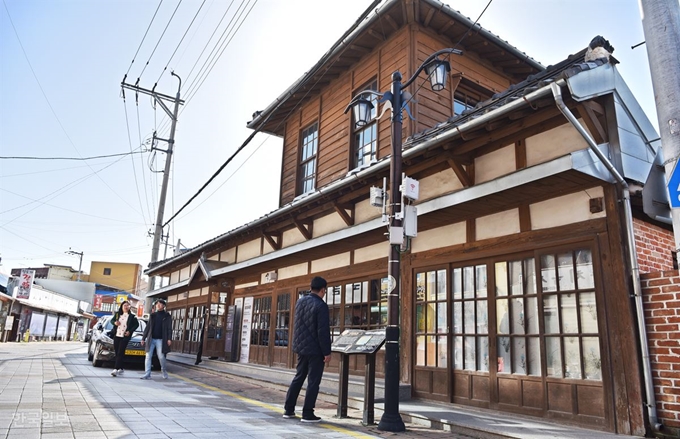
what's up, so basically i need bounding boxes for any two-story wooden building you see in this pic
[145,0,672,435]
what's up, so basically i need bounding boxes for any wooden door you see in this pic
[272,292,291,368]
[249,296,272,365]
[206,292,228,357]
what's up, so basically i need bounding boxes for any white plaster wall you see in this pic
[278,262,308,280]
[219,248,236,264]
[476,209,520,241]
[237,239,261,262]
[474,144,515,184]
[530,187,606,230]
[354,241,389,264]
[411,222,466,253]
[417,168,464,202]
[201,287,209,296]
[235,281,259,289]
[179,266,191,282]
[311,252,351,273]
[188,288,201,298]
[525,121,590,166]
[314,212,347,237]
[170,271,179,284]
[282,227,305,248]
[168,294,177,303]
[355,198,382,224]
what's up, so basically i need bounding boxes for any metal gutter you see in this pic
[551,82,661,432]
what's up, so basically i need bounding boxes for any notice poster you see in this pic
[239,297,253,363]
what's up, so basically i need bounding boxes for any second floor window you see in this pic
[353,80,378,169]
[298,123,318,195]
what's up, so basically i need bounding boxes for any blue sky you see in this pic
[0,0,657,277]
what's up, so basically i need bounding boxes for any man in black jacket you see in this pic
[140,299,172,380]
[283,276,332,423]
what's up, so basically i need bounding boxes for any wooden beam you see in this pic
[294,218,313,240]
[576,102,608,144]
[334,203,355,227]
[437,20,454,35]
[384,12,400,31]
[422,7,436,27]
[262,231,281,251]
[515,139,527,170]
[446,158,472,187]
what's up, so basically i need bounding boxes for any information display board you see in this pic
[331,328,386,354]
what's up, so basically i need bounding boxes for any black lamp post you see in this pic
[345,48,461,432]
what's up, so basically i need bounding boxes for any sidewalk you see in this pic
[167,353,637,439]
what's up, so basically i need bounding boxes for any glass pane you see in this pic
[526,297,539,334]
[454,336,463,369]
[476,301,488,334]
[464,336,476,370]
[561,294,578,333]
[416,335,425,366]
[464,301,475,334]
[426,304,435,332]
[513,338,527,374]
[361,281,368,303]
[478,336,489,372]
[558,252,575,291]
[427,335,437,367]
[497,299,509,334]
[437,270,447,300]
[476,265,487,298]
[427,271,437,301]
[524,258,536,294]
[463,266,474,298]
[575,249,594,289]
[453,302,462,333]
[497,337,511,373]
[437,302,447,333]
[546,336,563,377]
[511,298,525,335]
[527,337,541,376]
[345,284,353,305]
[452,268,462,299]
[509,260,523,295]
[437,336,448,368]
[543,294,559,333]
[564,337,582,379]
[541,254,557,292]
[579,292,599,333]
[583,337,602,380]
[495,262,508,296]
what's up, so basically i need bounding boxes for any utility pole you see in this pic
[641,0,680,267]
[65,249,83,281]
[121,72,184,308]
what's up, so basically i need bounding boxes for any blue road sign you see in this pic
[668,162,680,208]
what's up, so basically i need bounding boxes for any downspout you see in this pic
[551,83,661,432]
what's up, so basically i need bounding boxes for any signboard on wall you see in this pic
[16,269,35,299]
[238,297,253,363]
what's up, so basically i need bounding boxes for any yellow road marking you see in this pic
[171,373,378,439]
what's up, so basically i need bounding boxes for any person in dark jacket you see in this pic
[195,308,208,365]
[140,299,172,379]
[283,276,332,423]
[109,300,139,377]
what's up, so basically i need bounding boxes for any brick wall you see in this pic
[634,219,675,273]
[641,270,680,437]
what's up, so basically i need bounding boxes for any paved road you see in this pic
[0,342,471,439]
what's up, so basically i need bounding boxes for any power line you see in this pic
[125,0,164,76]
[137,0,183,81]
[0,151,146,160]
[122,95,150,227]
[155,0,207,83]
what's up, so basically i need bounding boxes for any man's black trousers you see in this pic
[284,354,325,416]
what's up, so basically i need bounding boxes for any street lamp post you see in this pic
[346,48,461,432]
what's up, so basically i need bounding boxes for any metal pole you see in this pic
[640,0,680,267]
[377,71,406,432]
[66,250,83,281]
[149,73,182,298]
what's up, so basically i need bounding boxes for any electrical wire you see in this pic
[136,102,154,224]
[137,0,183,81]
[125,0,164,76]
[123,96,150,227]
[155,0,207,83]
[0,151,146,160]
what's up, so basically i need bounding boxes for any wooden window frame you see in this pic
[297,122,318,195]
[351,79,379,169]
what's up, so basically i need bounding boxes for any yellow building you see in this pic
[87,261,142,296]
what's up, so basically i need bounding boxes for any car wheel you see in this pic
[92,343,103,367]
[87,342,94,361]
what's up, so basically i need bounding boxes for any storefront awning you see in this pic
[16,298,81,318]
